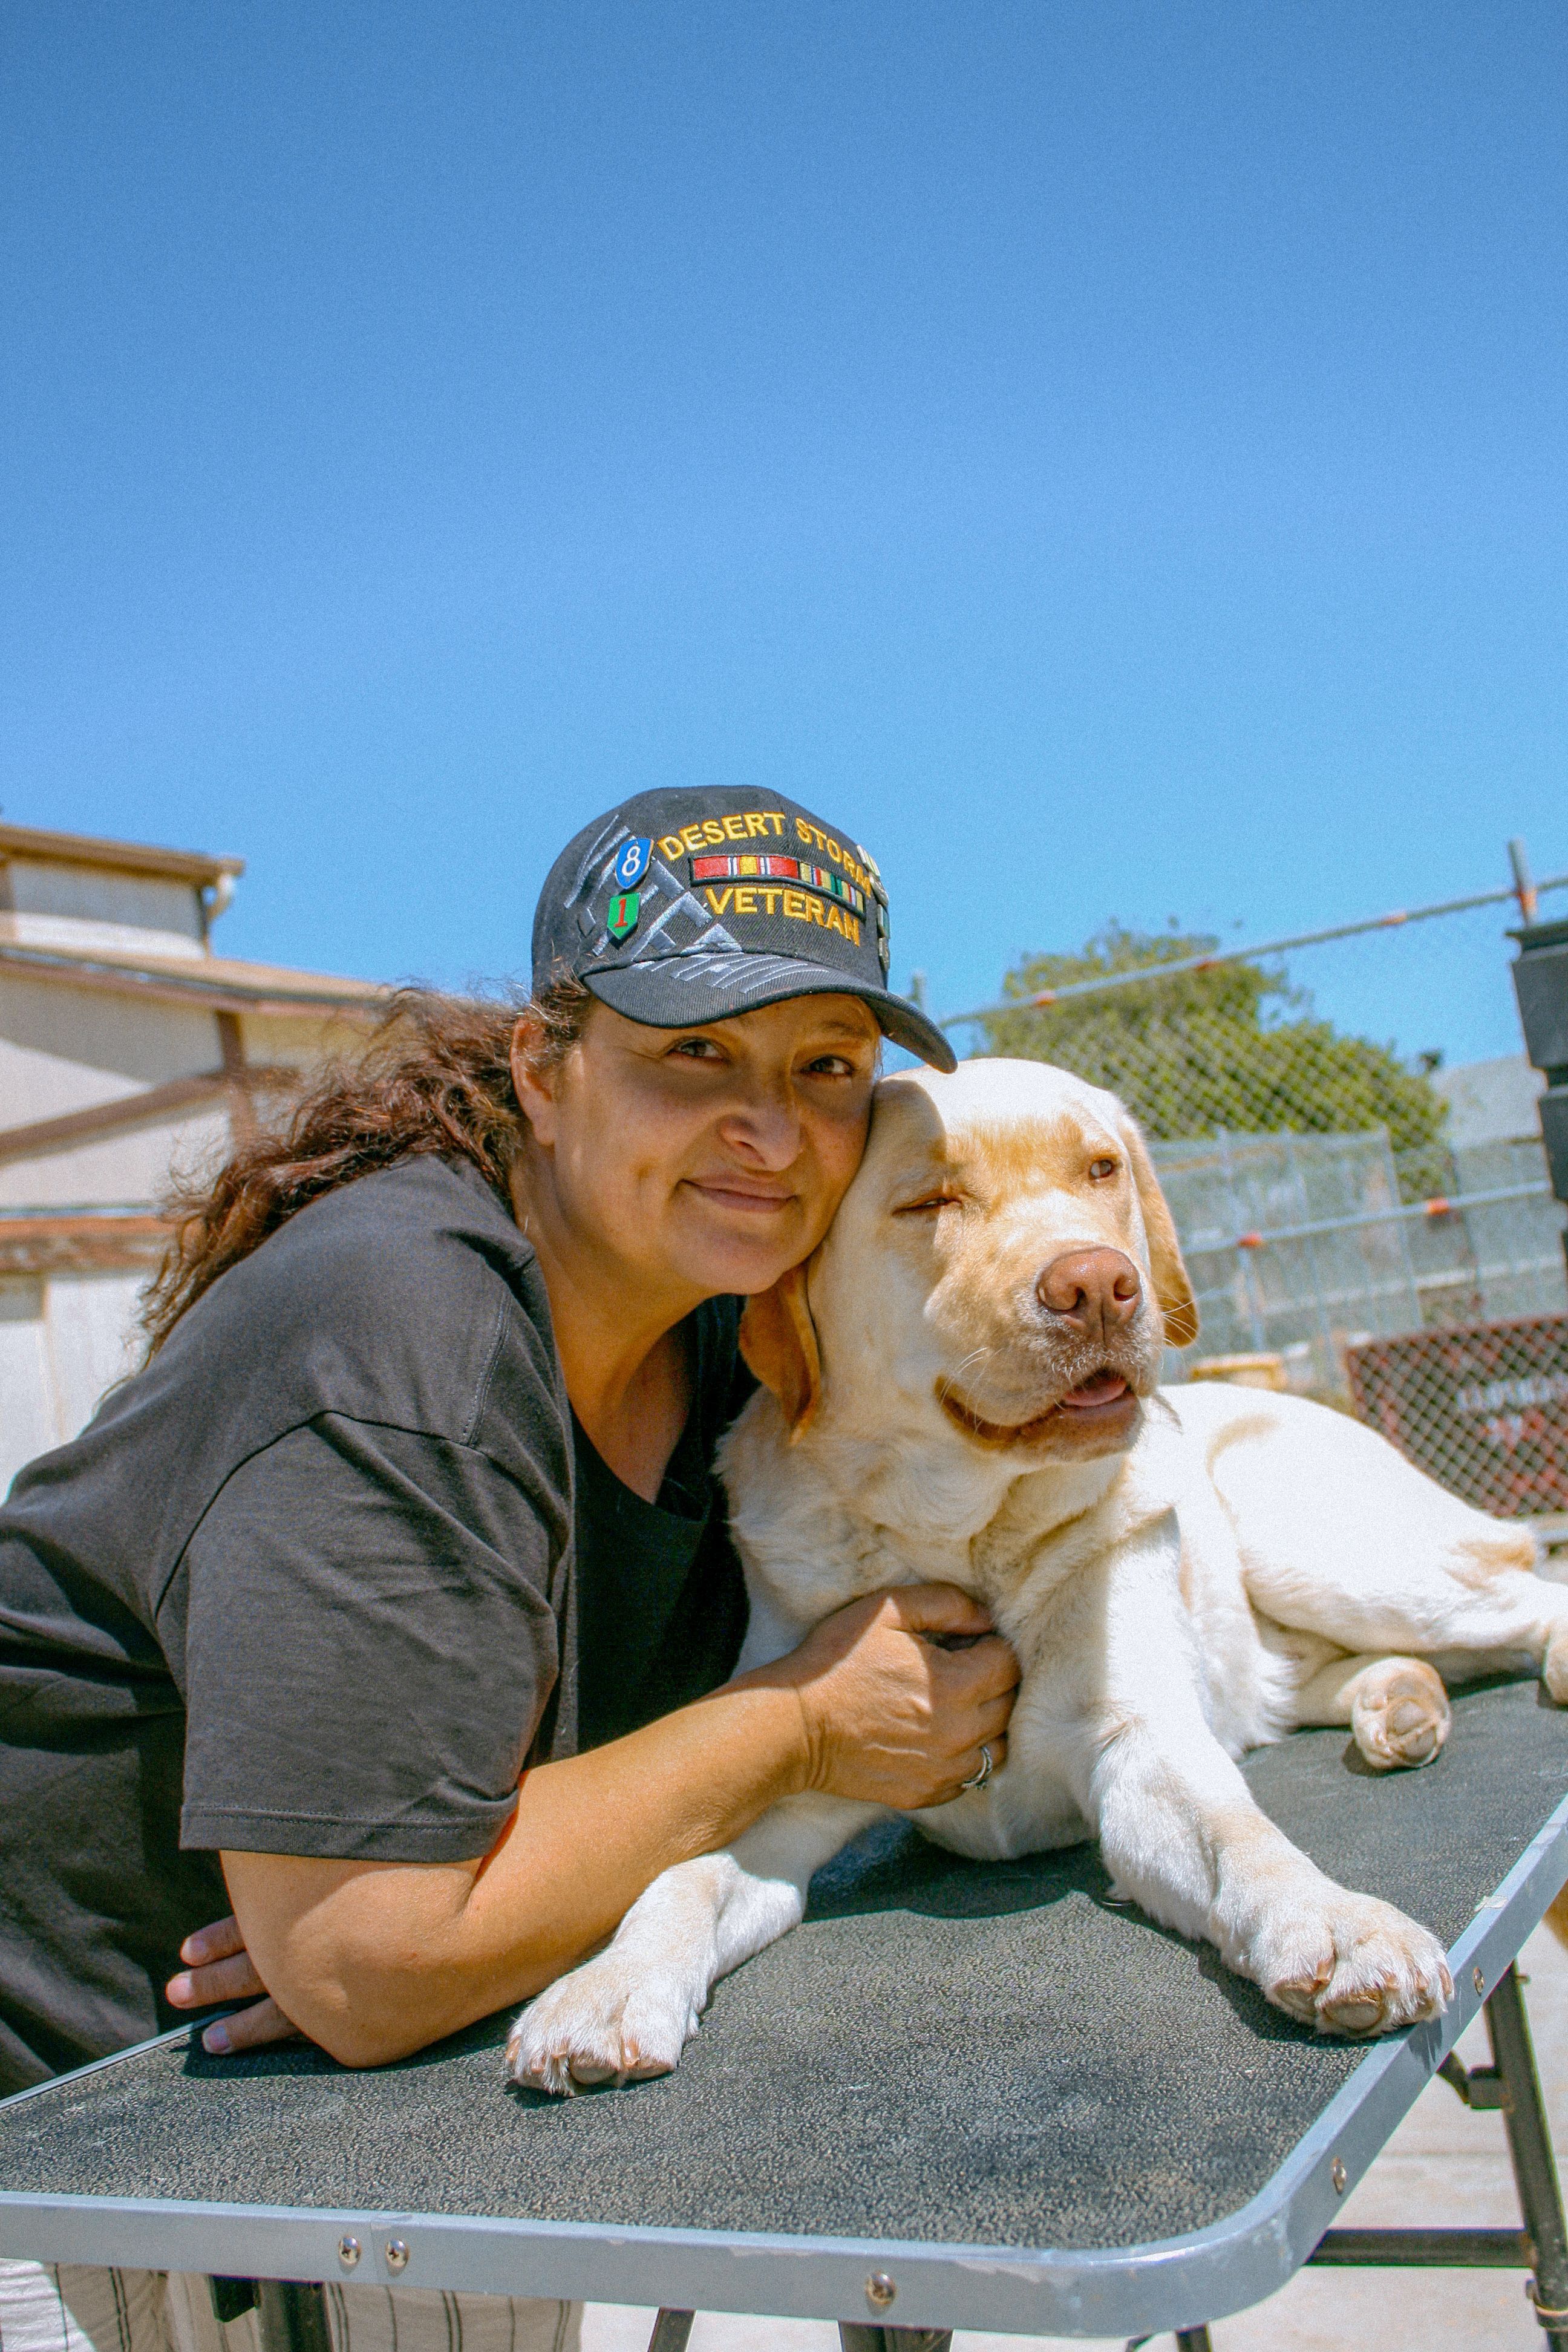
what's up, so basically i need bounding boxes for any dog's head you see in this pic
[740,1057,1197,1466]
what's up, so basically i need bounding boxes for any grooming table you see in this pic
[7,1679,1568,2352]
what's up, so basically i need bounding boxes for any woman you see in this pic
[0,787,1018,2352]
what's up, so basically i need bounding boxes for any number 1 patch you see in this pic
[607,891,641,942]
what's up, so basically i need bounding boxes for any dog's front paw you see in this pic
[506,1951,702,2096]
[1255,1887,1451,2037]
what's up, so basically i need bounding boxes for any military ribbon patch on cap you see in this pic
[607,891,641,942]
[689,852,866,916]
[613,837,653,890]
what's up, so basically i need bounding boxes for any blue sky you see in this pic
[2,1,1563,1065]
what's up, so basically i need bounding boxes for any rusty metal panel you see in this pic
[1346,1315,1568,1518]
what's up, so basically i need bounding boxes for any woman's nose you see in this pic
[720,1085,802,1167]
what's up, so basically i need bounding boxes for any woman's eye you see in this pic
[803,1054,857,1078]
[1088,1157,1119,1180]
[669,1037,725,1062]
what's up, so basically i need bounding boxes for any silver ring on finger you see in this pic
[959,1743,994,1794]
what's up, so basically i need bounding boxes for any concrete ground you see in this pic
[581,1914,1568,2352]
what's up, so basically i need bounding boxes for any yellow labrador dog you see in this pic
[510,1058,1568,2093]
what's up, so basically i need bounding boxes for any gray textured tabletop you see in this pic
[3,1676,1568,2335]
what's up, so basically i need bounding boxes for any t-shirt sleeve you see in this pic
[172,1412,566,1863]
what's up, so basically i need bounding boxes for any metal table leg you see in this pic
[253,2281,332,2352]
[645,2316,694,2352]
[839,2330,953,2352]
[209,2280,260,2327]
[1487,1964,1568,2348]
[1299,1955,1568,2346]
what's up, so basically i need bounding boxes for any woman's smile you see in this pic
[682,1175,798,1215]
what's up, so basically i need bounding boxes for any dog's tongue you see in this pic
[1058,1373,1130,1412]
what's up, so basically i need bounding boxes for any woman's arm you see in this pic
[206,1582,1016,2068]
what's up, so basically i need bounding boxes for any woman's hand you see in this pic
[759,1581,1020,1809]
[165,1916,301,2054]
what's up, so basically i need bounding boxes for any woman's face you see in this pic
[514,993,881,1302]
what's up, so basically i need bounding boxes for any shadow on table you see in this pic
[804,1808,1106,1919]
[180,2006,517,2085]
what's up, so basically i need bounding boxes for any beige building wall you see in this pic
[0,822,384,1495]
[0,1270,149,1477]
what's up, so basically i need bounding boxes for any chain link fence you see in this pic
[958,863,1568,1528]
[1145,1128,1567,1384]
[1346,1317,1568,1523]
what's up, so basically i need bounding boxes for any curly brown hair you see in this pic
[139,979,593,1357]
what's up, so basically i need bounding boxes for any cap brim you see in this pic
[584,951,958,1073]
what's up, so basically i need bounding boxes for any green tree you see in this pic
[978,923,1448,1168]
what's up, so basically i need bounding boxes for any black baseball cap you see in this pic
[532,787,956,1071]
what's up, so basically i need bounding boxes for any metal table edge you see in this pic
[2,1795,1566,2339]
[0,2024,197,2111]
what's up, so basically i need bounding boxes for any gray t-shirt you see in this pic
[0,1155,750,2092]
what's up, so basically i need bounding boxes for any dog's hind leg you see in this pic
[1292,1651,1451,1770]
[1206,1400,1568,1698]
[1275,1538,1568,1702]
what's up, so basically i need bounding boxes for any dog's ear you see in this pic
[1117,1113,1200,1350]
[739,1260,822,1438]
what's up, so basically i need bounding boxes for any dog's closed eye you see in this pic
[893,1193,964,1216]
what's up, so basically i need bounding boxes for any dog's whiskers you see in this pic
[937,1347,993,1407]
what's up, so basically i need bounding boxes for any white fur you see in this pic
[509,1060,1567,2090]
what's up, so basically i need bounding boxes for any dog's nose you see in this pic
[1036,1248,1143,1340]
